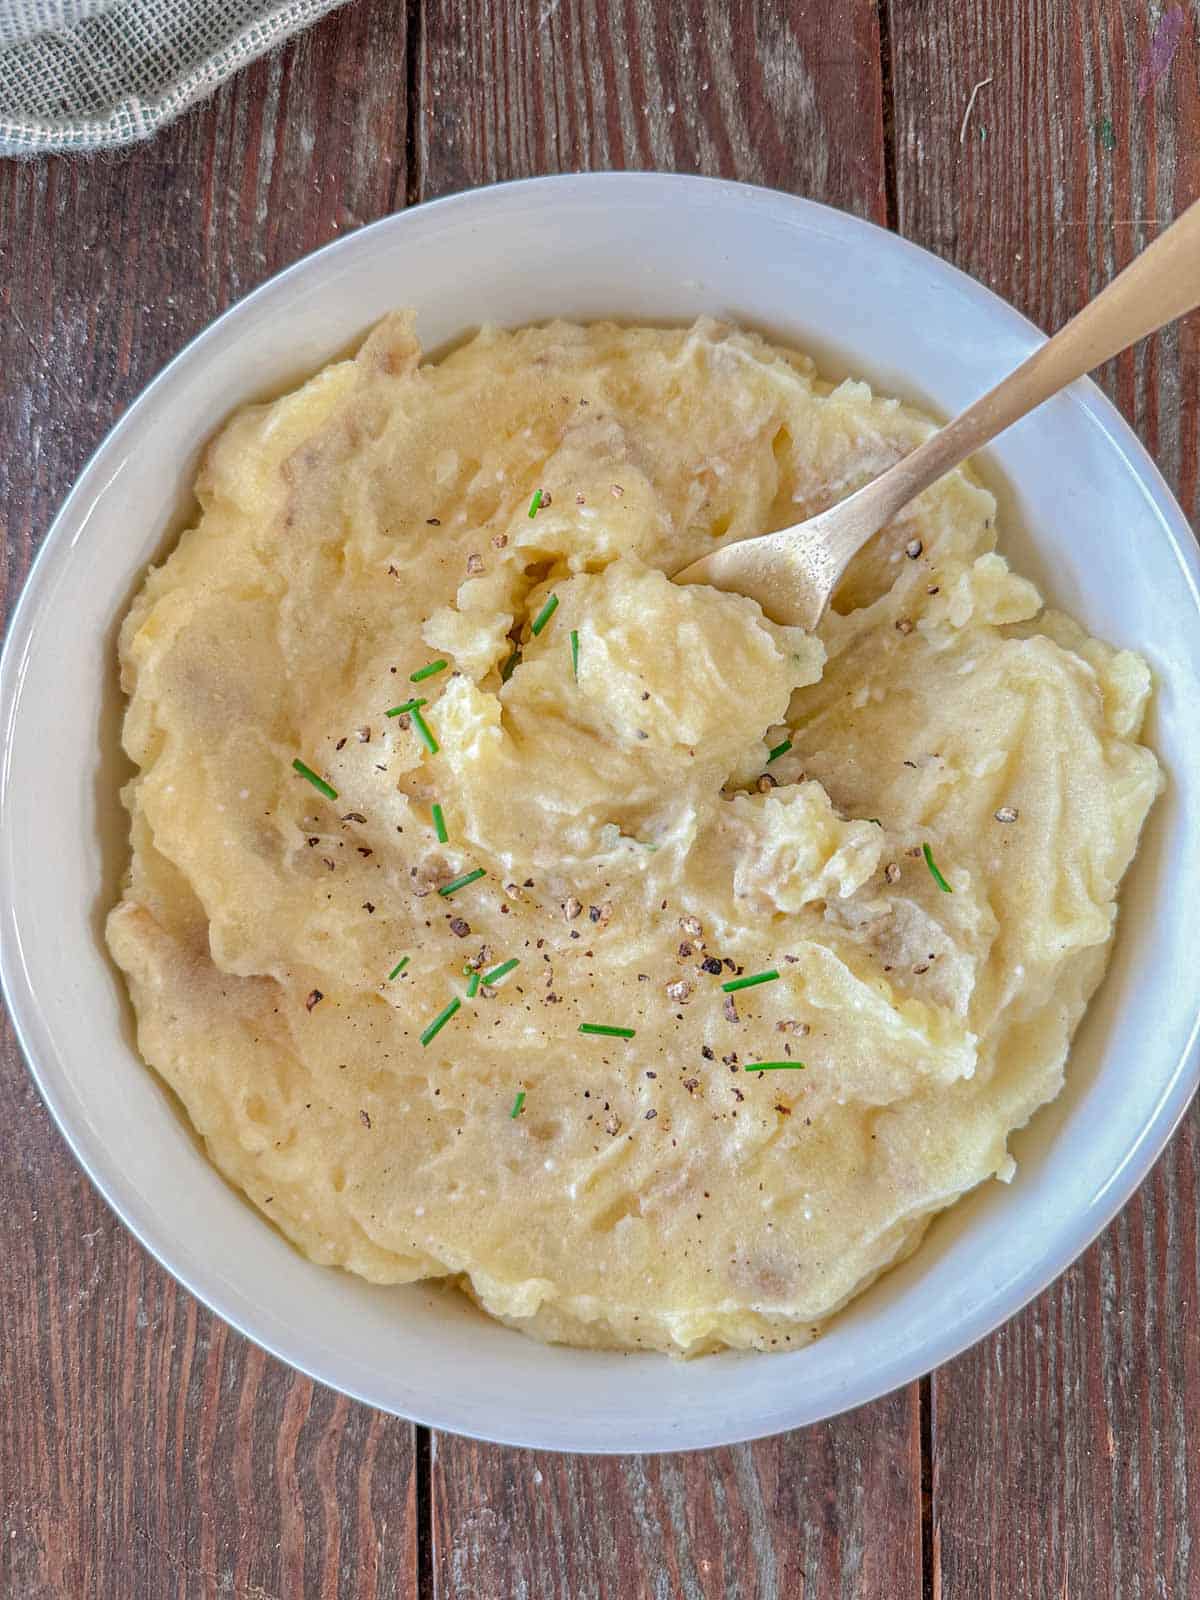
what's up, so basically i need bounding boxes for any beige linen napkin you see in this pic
[0,0,348,155]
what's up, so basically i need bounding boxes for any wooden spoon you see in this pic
[674,196,1200,629]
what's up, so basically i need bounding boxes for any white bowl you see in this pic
[3,174,1199,1454]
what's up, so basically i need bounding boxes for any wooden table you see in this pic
[2,3,1197,1593]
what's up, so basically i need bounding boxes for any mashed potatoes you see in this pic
[106,315,1161,1354]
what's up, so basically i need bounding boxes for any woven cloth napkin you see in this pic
[0,0,348,156]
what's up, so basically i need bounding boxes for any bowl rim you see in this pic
[3,170,1199,1452]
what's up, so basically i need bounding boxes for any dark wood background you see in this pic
[2,2,1197,1594]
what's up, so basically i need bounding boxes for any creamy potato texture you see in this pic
[107,315,1161,1354]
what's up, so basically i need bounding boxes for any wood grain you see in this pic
[429,1393,920,1600]
[889,2,1200,1595]
[0,6,418,1597]
[416,0,888,218]
[415,5,922,1597]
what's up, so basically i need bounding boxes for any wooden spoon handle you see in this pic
[826,195,1200,563]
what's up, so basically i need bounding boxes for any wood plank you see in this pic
[0,6,418,1596]
[417,0,888,218]
[416,5,922,1595]
[430,1393,920,1600]
[890,3,1200,1595]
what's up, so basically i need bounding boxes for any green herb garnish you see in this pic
[482,957,519,986]
[528,488,543,518]
[746,1061,807,1072]
[510,1090,526,1118]
[570,628,580,680]
[500,647,521,683]
[923,842,953,893]
[466,969,480,998]
[721,969,780,993]
[438,868,486,898]
[385,697,428,718]
[419,996,461,1047]
[292,759,338,801]
[387,956,410,981]
[530,593,559,636]
[431,802,448,843]
[766,739,792,764]
[410,706,439,754]
[410,659,448,683]
[578,1023,636,1039]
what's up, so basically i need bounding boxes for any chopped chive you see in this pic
[438,867,486,897]
[431,802,448,843]
[500,647,521,682]
[387,956,410,981]
[570,628,580,680]
[923,842,954,893]
[410,706,439,754]
[292,759,338,801]
[746,1061,807,1072]
[466,969,480,998]
[530,593,559,636]
[579,1022,636,1039]
[420,996,461,1047]
[510,1090,526,1118]
[766,739,792,764]
[721,969,780,993]
[385,697,428,717]
[410,659,448,683]
[528,488,543,518]
[481,957,519,986]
